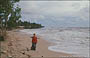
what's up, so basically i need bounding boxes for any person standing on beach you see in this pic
[31,33,37,50]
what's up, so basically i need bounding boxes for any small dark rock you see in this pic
[42,56,43,57]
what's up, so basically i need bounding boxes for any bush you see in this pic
[0,36,4,41]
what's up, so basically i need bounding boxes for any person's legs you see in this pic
[33,43,36,50]
[31,43,34,50]
[34,43,36,50]
[31,43,37,50]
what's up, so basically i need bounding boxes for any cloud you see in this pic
[19,1,89,27]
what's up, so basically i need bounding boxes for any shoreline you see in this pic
[1,30,76,58]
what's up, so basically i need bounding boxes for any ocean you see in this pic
[20,27,89,57]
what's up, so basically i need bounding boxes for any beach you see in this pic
[1,30,73,58]
[0,0,89,58]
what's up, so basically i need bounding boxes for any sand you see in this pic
[0,30,74,58]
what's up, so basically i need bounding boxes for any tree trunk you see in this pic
[0,18,3,36]
[0,17,1,36]
[3,16,8,39]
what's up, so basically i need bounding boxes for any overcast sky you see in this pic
[18,0,89,27]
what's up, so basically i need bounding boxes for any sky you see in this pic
[18,0,89,27]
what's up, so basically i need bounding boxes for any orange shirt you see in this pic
[32,36,37,43]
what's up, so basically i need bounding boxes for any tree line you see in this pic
[18,20,44,29]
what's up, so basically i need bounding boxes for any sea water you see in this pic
[20,27,89,57]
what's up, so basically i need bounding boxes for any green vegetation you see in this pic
[18,21,44,29]
[30,23,44,29]
[0,0,21,39]
[7,6,21,30]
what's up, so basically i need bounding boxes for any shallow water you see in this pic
[20,27,89,57]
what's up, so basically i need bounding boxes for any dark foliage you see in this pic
[0,35,4,41]
[18,21,44,29]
